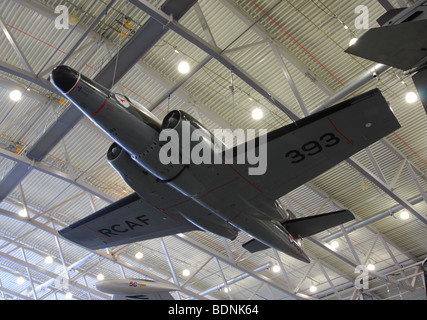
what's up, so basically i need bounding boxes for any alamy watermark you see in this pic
[354,265,370,290]
[54,5,71,29]
[159,121,268,176]
[354,5,369,30]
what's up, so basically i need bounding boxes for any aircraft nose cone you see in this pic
[50,65,79,94]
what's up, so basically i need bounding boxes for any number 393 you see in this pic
[285,133,340,164]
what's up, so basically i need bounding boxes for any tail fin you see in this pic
[242,210,354,254]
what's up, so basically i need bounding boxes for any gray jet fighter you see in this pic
[51,65,400,263]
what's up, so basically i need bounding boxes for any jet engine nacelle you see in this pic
[158,110,219,197]
[107,142,164,197]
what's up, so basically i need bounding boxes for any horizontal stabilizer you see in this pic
[345,20,427,70]
[283,210,354,238]
[242,210,354,254]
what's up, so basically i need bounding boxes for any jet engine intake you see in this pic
[160,110,219,165]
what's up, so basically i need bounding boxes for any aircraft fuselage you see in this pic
[50,65,310,262]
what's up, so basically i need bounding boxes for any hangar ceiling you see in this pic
[0,0,425,300]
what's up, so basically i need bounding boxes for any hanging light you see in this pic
[9,89,22,102]
[178,60,190,74]
[252,107,263,120]
[405,91,418,103]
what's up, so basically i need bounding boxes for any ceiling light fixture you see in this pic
[330,240,339,250]
[400,210,409,220]
[309,285,317,293]
[44,256,53,264]
[252,107,263,120]
[18,208,27,217]
[16,276,26,285]
[135,251,143,259]
[178,60,190,74]
[97,273,105,281]
[182,269,190,277]
[405,91,418,103]
[367,263,375,271]
[9,89,22,102]
[349,37,358,47]
[272,265,281,273]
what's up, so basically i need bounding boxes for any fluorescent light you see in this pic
[178,61,190,74]
[9,89,22,102]
[252,107,263,120]
[405,91,418,103]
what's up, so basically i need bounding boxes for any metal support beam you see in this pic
[270,43,308,116]
[218,0,335,96]
[347,158,427,225]
[130,0,300,121]
[406,161,427,204]
[0,14,34,73]
[310,63,390,114]
[322,193,426,242]
[174,233,302,299]
[26,0,197,162]
[317,262,341,299]
[272,249,293,291]
[194,263,270,298]
[214,257,232,300]
[160,238,181,300]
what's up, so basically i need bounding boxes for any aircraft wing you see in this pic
[345,20,427,70]
[231,89,400,201]
[59,192,197,250]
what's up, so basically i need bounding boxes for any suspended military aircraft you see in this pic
[96,278,177,300]
[345,4,427,113]
[51,65,400,263]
